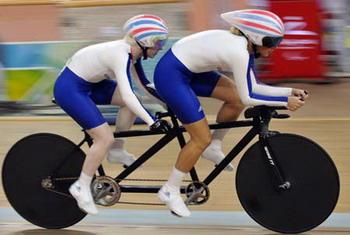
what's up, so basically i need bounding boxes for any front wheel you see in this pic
[236,133,339,234]
[2,133,87,229]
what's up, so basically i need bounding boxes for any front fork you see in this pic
[258,116,291,191]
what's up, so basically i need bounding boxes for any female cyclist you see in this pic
[54,14,169,214]
[154,9,309,217]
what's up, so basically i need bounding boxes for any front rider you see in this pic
[54,14,170,215]
[153,9,309,217]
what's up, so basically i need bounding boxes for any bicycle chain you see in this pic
[117,201,165,206]
[46,186,166,206]
[52,177,193,182]
[44,188,73,199]
[47,177,193,206]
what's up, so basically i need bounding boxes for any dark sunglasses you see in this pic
[262,36,283,48]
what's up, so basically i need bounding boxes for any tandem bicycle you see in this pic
[2,105,339,234]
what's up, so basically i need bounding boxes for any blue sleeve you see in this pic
[134,59,163,101]
[134,59,151,86]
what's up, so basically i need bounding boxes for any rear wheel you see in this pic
[2,133,87,229]
[236,133,339,233]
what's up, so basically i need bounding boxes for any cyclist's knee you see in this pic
[90,128,114,149]
[230,99,244,111]
[120,106,137,119]
[222,93,243,110]
[192,133,212,150]
[100,133,114,148]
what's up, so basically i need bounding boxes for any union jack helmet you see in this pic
[123,14,169,48]
[221,9,284,48]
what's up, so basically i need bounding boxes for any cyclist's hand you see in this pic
[292,88,309,101]
[287,96,305,111]
[150,119,171,132]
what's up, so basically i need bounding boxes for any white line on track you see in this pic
[1,208,350,228]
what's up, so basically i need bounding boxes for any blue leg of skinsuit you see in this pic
[53,67,116,130]
[154,49,220,125]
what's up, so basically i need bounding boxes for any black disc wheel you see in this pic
[2,133,87,229]
[236,133,339,234]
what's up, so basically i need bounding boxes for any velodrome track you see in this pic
[0,81,350,234]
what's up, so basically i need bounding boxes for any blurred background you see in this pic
[0,0,349,116]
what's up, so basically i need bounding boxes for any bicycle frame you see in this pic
[71,109,283,195]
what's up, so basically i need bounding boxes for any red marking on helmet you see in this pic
[244,9,284,29]
[130,27,167,36]
[237,18,282,35]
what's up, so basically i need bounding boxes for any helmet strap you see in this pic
[136,41,149,60]
[252,44,261,59]
[241,33,260,59]
[142,48,149,60]
[247,41,261,59]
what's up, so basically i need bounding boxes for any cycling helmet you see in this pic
[123,14,169,49]
[221,9,284,48]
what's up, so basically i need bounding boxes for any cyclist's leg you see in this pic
[191,72,243,170]
[156,71,211,166]
[210,74,244,143]
[210,75,244,170]
[92,81,137,166]
[110,87,137,134]
[83,124,115,175]
[105,87,137,166]
[159,118,211,218]
[54,67,115,214]
[176,118,211,171]
[155,54,210,216]
[211,74,244,123]
[88,79,119,166]
[158,117,211,218]
[69,122,114,214]
[191,71,244,131]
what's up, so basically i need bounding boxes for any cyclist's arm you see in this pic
[132,59,165,106]
[113,54,155,126]
[231,52,289,107]
[249,69,292,97]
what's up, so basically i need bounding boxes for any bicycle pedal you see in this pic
[185,189,203,205]
[185,182,210,205]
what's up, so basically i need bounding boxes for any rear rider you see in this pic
[154,9,309,217]
[54,14,169,215]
